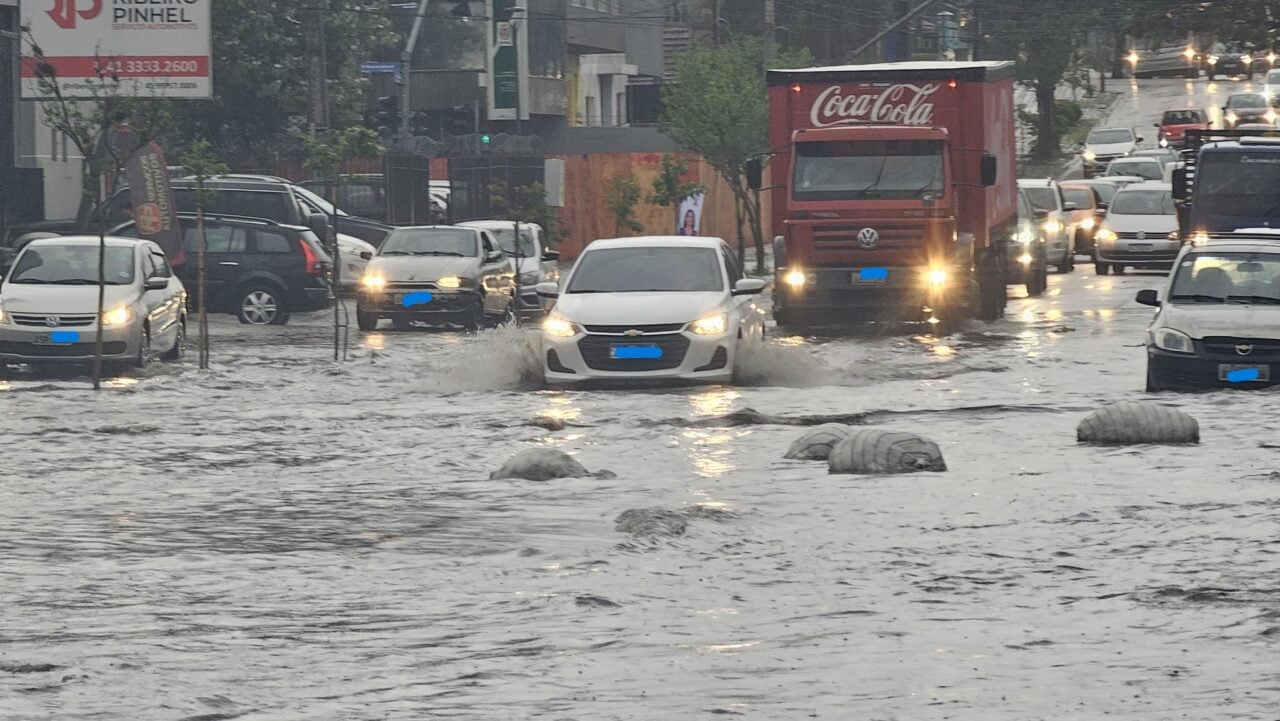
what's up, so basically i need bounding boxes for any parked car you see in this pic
[0,237,186,371]
[1265,69,1280,105]
[111,214,333,325]
[1221,93,1276,129]
[300,175,388,223]
[1017,179,1076,273]
[1081,127,1140,178]
[1138,234,1280,391]
[1092,182,1179,275]
[535,236,766,385]
[1104,156,1166,181]
[1059,183,1104,258]
[457,220,559,318]
[1008,189,1049,297]
[355,225,514,331]
[1155,107,1211,149]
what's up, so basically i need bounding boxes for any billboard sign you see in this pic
[20,0,212,99]
[486,0,528,121]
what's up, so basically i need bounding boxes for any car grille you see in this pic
[10,313,97,327]
[577,334,690,371]
[1201,337,1280,359]
[0,340,127,357]
[1114,232,1172,240]
[581,323,684,335]
[1103,250,1179,261]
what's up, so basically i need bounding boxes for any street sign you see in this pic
[360,61,403,84]
[486,0,527,121]
[20,0,213,99]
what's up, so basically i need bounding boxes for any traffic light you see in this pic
[481,134,491,145]
[375,95,401,133]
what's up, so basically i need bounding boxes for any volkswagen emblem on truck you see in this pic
[857,228,880,249]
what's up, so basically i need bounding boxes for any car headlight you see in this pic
[1159,137,1169,148]
[1243,55,1253,65]
[1079,217,1096,230]
[543,314,578,338]
[361,273,387,290]
[1083,150,1097,161]
[545,267,560,283]
[690,312,728,336]
[519,271,542,285]
[1015,226,1036,244]
[101,306,134,327]
[1226,111,1238,123]
[436,276,470,289]
[1018,252,1034,265]
[1042,219,1063,235]
[1190,231,1210,246]
[1208,55,1219,64]
[1095,228,1118,243]
[1153,327,1194,354]
[0,305,7,324]
[1266,110,1277,123]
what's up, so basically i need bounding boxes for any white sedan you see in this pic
[536,236,766,385]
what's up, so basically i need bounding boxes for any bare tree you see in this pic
[24,30,170,389]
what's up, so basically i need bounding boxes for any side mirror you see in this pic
[980,153,998,187]
[144,276,168,291]
[486,250,505,264]
[1033,208,1050,220]
[1063,202,1079,212]
[745,157,763,191]
[534,281,559,299]
[1171,167,1188,200]
[541,249,560,262]
[1135,289,1161,307]
[1136,136,1145,143]
[305,212,330,238]
[732,278,767,296]
[1153,123,1161,128]
[359,251,373,261]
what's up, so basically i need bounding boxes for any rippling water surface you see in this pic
[3,273,1278,720]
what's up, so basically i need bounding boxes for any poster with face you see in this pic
[677,193,705,236]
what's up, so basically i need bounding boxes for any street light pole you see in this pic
[509,6,526,135]
[399,0,433,144]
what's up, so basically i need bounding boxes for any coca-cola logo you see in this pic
[809,83,940,128]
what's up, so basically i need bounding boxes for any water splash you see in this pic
[733,338,830,387]
[424,325,545,393]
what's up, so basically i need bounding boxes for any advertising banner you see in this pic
[124,140,184,265]
[676,192,704,236]
[20,0,213,99]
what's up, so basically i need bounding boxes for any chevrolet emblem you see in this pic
[1236,344,1254,356]
[623,329,644,337]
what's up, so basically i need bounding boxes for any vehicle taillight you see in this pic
[300,236,321,276]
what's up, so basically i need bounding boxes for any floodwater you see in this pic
[4,265,1278,720]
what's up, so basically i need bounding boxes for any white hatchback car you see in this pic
[0,237,187,371]
[457,220,559,317]
[537,237,766,385]
[1093,182,1179,275]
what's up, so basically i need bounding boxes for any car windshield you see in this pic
[1087,129,1133,144]
[1195,152,1280,216]
[1022,187,1059,212]
[1107,160,1163,180]
[1228,94,1267,109]
[380,229,478,257]
[8,244,136,285]
[793,139,944,201]
[567,246,724,293]
[174,188,294,221]
[1109,190,1175,215]
[1269,70,1280,83]
[484,227,538,257]
[1162,110,1203,124]
[1086,183,1120,204]
[1169,252,1280,303]
[1062,188,1094,207]
[293,185,349,217]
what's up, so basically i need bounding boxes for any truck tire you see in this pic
[977,249,1006,321]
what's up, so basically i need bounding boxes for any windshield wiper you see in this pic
[57,279,101,285]
[381,250,413,256]
[1226,294,1280,305]
[1169,293,1226,303]
[413,251,466,257]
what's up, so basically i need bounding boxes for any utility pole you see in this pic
[400,0,433,144]
[712,0,721,47]
[304,3,329,131]
[764,0,776,63]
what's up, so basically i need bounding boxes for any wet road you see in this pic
[4,81,1280,720]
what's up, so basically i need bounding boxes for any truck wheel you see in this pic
[1094,261,1111,276]
[976,252,1006,321]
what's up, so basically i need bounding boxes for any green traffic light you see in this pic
[481,134,491,144]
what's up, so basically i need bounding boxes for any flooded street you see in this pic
[5,79,1280,720]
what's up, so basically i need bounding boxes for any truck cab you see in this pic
[1175,130,1280,239]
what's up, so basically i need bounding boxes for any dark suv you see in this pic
[112,214,333,325]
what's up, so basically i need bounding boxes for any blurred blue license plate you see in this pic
[854,267,889,283]
[34,331,80,345]
[611,345,662,360]
[1220,364,1269,382]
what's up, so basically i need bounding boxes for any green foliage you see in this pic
[303,127,385,179]
[648,154,703,211]
[1055,100,1083,128]
[178,140,230,208]
[489,179,561,245]
[604,175,644,236]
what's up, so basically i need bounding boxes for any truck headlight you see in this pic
[543,314,578,338]
[361,273,387,290]
[1018,252,1034,265]
[925,269,948,289]
[1154,327,1194,354]
[783,269,808,289]
[690,312,728,336]
[101,306,134,327]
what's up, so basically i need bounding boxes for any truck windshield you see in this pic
[1195,153,1280,217]
[792,140,944,201]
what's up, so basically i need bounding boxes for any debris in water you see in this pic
[784,423,856,460]
[1077,402,1199,445]
[575,594,622,609]
[614,508,689,537]
[827,429,947,474]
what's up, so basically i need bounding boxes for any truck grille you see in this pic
[577,335,689,371]
[11,313,97,327]
[812,224,925,252]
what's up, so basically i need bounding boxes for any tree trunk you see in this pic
[93,196,105,391]
[1034,82,1058,161]
[732,192,746,266]
[197,191,209,370]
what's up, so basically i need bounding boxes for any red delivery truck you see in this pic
[756,61,1018,327]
